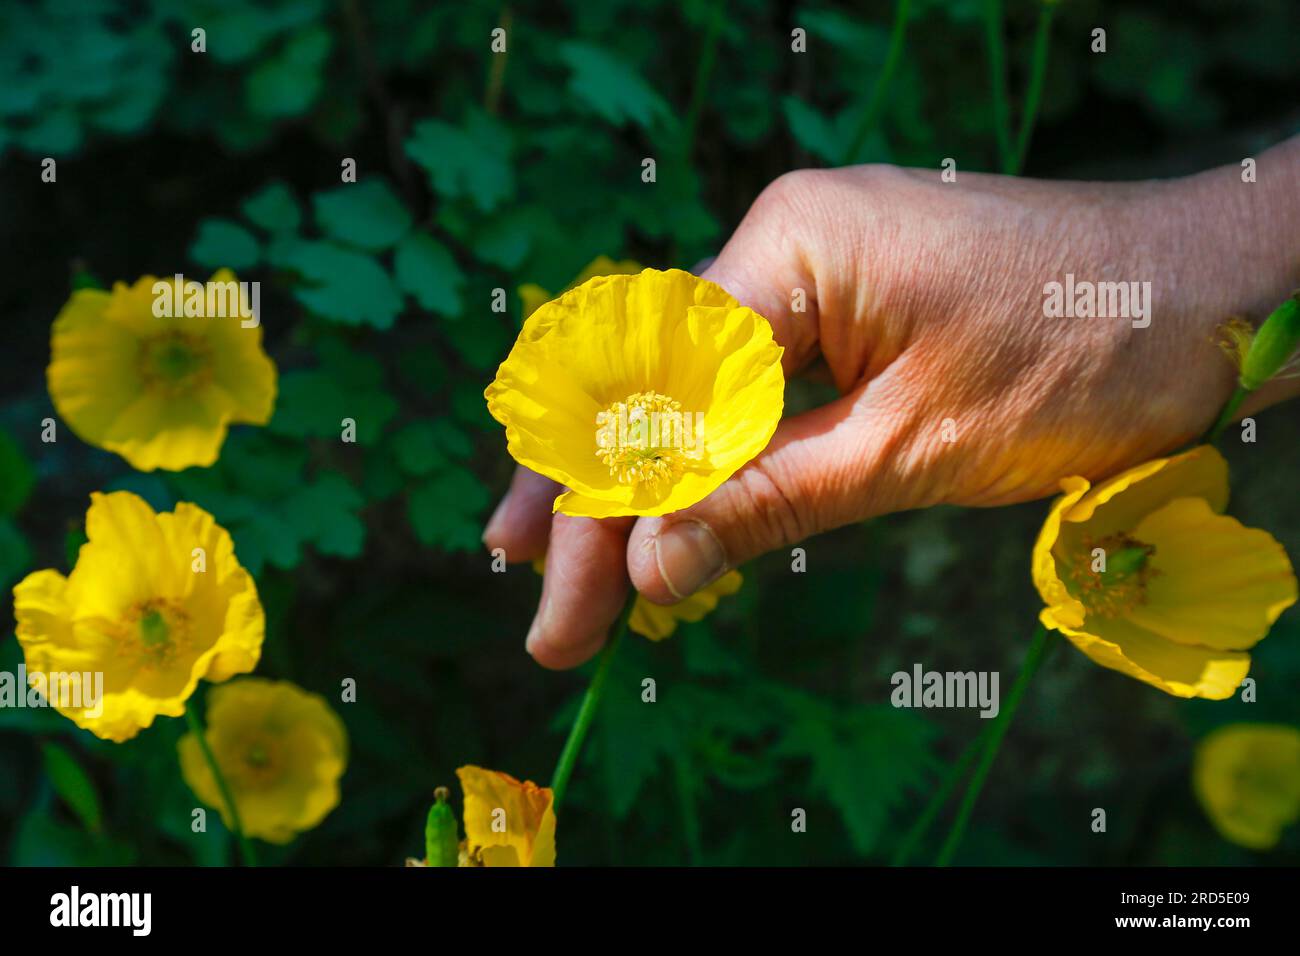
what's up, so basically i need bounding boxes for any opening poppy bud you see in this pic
[1240,293,1300,391]
[425,786,460,867]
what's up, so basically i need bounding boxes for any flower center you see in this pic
[138,332,212,395]
[123,599,193,669]
[231,737,281,789]
[1063,533,1158,618]
[596,391,695,491]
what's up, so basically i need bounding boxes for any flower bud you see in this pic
[1240,293,1300,391]
[424,786,460,867]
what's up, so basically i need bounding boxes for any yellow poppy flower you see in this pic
[486,268,785,518]
[456,765,556,867]
[630,569,743,641]
[518,255,643,321]
[179,678,348,845]
[12,490,264,742]
[1193,723,1300,850]
[48,270,277,472]
[1032,446,1296,700]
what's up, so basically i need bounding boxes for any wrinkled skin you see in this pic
[485,138,1300,669]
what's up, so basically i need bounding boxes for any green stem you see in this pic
[1204,384,1249,445]
[550,610,628,812]
[673,754,704,865]
[185,698,257,867]
[934,624,1053,866]
[891,724,992,866]
[983,0,1014,174]
[1011,3,1056,175]
[485,8,512,115]
[843,0,912,165]
[682,0,727,157]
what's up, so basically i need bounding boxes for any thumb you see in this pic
[627,377,911,605]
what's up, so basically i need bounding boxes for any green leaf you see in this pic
[313,178,412,252]
[391,422,447,477]
[556,41,670,130]
[189,218,261,271]
[0,429,35,515]
[241,181,301,234]
[408,470,491,552]
[269,346,398,446]
[282,473,366,558]
[245,27,332,118]
[773,694,938,857]
[597,643,681,818]
[405,110,513,212]
[465,207,538,270]
[394,232,464,316]
[170,433,365,574]
[558,41,672,129]
[232,510,302,574]
[41,742,103,835]
[274,239,404,329]
[442,311,510,370]
[10,804,131,865]
[392,419,471,478]
[781,96,847,164]
[0,519,31,588]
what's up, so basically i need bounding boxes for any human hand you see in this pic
[486,139,1300,669]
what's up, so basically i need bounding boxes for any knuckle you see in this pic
[725,458,810,556]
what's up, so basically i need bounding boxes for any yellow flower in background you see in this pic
[179,678,348,844]
[13,491,264,742]
[630,570,743,641]
[48,270,277,472]
[518,254,642,321]
[1032,446,1296,700]
[486,268,785,518]
[457,765,556,867]
[1194,723,1300,850]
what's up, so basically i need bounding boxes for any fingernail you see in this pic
[654,519,726,600]
[482,491,512,546]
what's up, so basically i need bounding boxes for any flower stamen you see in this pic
[123,599,193,669]
[1063,533,1159,618]
[138,332,213,396]
[596,391,694,492]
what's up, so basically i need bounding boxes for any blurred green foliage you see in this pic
[2,0,1299,867]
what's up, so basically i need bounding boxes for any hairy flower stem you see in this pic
[934,624,1053,866]
[550,607,628,812]
[843,0,912,165]
[1011,2,1056,175]
[1205,385,1249,445]
[185,699,258,867]
[891,724,992,866]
